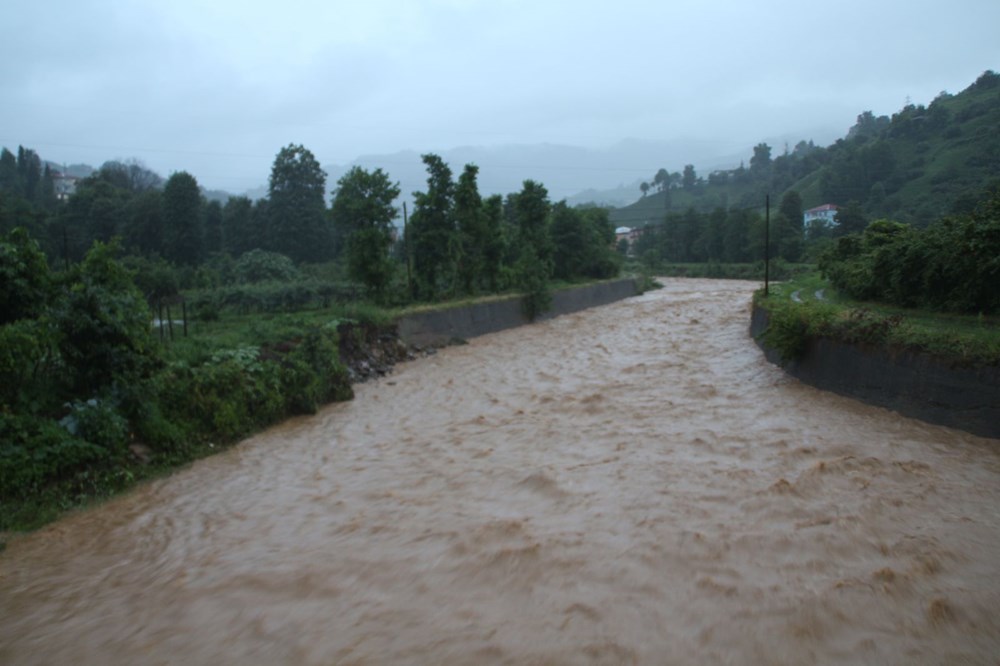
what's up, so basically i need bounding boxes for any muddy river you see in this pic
[2,279,999,664]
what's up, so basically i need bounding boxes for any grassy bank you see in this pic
[756,273,1000,365]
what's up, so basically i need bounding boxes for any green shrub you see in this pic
[59,398,129,457]
[758,299,837,363]
[293,324,352,403]
[0,228,53,325]
[235,249,299,284]
[0,317,62,413]
[0,414,105,500]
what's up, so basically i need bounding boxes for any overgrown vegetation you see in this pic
[756,268,1000,366]
[614,70,1000,228]
[818,189,1000,314]
[0,232,370,532]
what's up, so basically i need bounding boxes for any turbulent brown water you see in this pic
[2,279,1000,665]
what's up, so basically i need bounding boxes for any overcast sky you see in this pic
[3,0,998,193]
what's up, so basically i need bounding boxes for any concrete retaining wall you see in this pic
[398,278,638,348]
[751,305,1000,440]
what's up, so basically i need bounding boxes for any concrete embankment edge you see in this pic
[397,278,639,348]
[750,305,1000,440]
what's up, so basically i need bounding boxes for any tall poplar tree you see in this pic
[267,144,328,263]
[514,180,552,319]
[222,196,253,255]
[409,154,455,300]
[454,164,487,294]
[162,171,203,265]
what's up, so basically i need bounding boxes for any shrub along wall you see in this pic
[751,305,1000,440]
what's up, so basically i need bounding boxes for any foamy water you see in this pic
[2,279,999,664]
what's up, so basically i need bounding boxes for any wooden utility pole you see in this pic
[403,201,413,299]
[764,194,771,297]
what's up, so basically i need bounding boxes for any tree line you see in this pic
[0,144,622,311]
[631,189,821,266]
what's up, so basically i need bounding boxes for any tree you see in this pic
[0,149,18,194]
[0,228,52,324]
[722,208,755,262]
[267,144,329,263]
[409,154,455,300]
[331,166,401,302]
[98,159,162,193]
[481,194,505,292]
[551,203,619,280]
[38,165,57,212]
[122,189,164,256]
[59,176,129,255]
[17,147,42,203]
[750,143,772,176]
[776,190,804,261]
[833,200,868,237]
[682,164,697,191]
[578,206,619,278]
[453,164,488,295]
[55,239,158,395]
[222,196,253,255]
[162,171,203,265]
[203,199,224,256]
[248,199,270,254]
[653,168,669,192]
[551,202,587,279]
[699,207,726,261]
[513,180,552,319]
[640,181,650,197]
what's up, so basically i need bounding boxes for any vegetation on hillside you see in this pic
[615,70,1000,228]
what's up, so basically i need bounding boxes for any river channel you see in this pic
[2,279,999,664]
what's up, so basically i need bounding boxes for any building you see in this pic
[804,204,839,227]
[52,172,79,201]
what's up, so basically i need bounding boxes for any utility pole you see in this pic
[764,194,771,297]
[403,201,413,299]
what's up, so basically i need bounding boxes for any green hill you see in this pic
[612,70,1000,228]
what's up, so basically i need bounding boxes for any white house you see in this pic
[52,172,79,201]
[804,204,838,227]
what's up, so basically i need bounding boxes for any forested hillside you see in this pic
[613,70,1000,228]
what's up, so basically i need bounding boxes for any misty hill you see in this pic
[321,138,769,211]
[612,70,1000,228]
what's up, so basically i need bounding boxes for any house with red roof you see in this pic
[803,204,839,227]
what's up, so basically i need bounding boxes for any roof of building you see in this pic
[805,204,839,214]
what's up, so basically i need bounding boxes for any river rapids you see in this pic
[2,279,999,664]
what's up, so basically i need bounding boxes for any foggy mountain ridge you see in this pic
[317,130,841,210]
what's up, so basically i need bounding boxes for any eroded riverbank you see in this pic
[2,279,998,664]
